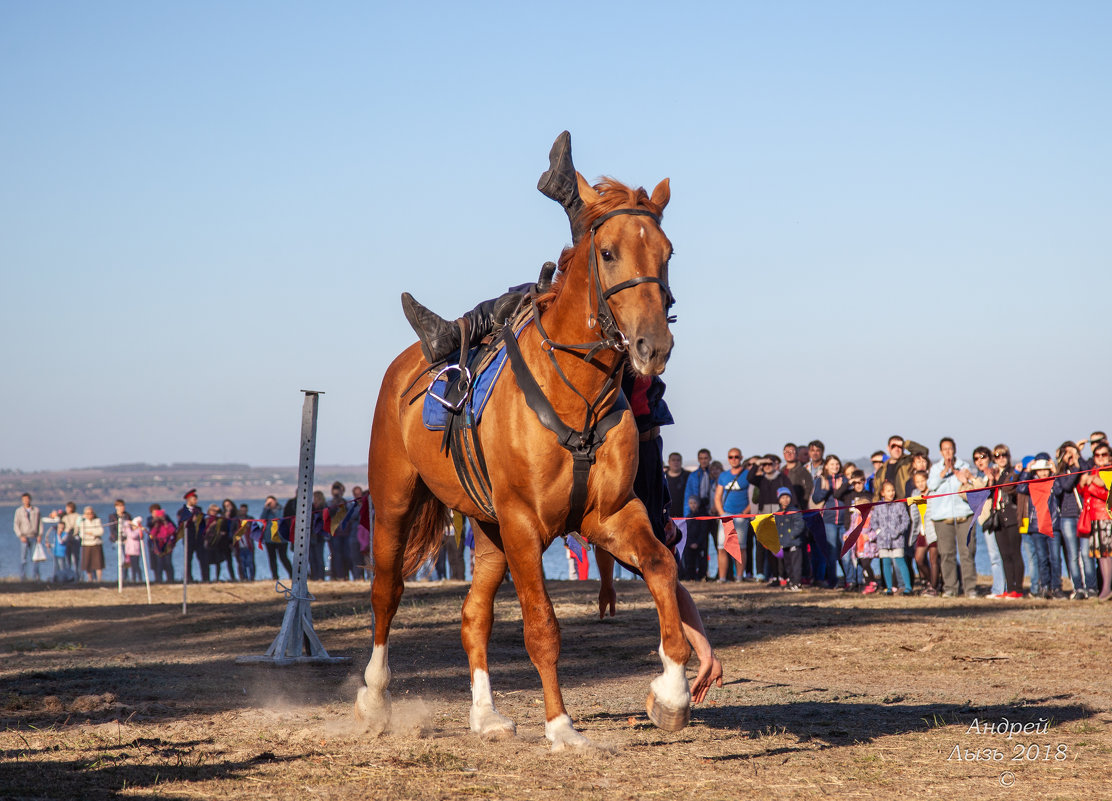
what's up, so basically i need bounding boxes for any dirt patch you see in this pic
[1,578,1109,799]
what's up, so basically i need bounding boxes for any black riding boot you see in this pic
[401,263,555,364]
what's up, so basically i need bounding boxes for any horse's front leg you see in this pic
[460,522,517,740]
[499,510,596,751]
[592,499,693,731]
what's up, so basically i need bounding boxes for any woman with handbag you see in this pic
[1055,441,1097,598]
[1079,441,1112,601]
[985,445,1025,598]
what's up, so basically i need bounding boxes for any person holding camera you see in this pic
[1055,440,1097,598]
[927,437,977,597]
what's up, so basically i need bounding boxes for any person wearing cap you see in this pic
[927,437,977,597]
[774,487,806,591]
[177,489,208,583]
[747,454,793,586]
[1017,454,1063,598]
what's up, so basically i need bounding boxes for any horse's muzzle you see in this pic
[629,328,673,376]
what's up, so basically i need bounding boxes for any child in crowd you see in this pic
[1017,453,1062,599]
[872,480,913,595]
[235,502,256,582]
[908,469,939,596]
[774,487,806,591]
[148,505,177,583]
[124,515,146,582]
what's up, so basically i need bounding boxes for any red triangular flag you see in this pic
[723,519,743,565]
[840,503,874,557]
[1028,479,1055,537]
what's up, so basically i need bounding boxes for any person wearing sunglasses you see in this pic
[1079,443,1112,601]
[1054,441,1098,599]
[983,446,1025,598]
[871,436,927,502]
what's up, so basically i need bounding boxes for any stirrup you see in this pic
[428,364,472,412]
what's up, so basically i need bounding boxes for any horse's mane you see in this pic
[534,178,664,311]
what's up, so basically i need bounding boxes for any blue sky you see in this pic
[2,1,1109,471]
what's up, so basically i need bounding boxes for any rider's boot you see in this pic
[402,262,556,364]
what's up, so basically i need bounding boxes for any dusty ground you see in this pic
[1,576,1110,800]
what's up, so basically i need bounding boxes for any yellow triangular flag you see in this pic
[752,513,781,554]
[907,496,927,528]
[1100,470,1112,491]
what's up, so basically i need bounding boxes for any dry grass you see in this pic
[1,577,1109,800]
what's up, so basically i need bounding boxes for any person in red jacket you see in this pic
[1079,441,1112,600]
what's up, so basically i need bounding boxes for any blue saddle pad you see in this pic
[421,335,515,431]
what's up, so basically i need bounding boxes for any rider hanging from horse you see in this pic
[399,132,723,705]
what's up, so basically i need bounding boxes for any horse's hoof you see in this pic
[354,687,391,736]
[471,706,517,741]
[646,690,690,732]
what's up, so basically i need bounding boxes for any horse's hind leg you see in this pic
[461,521,516,740]
[355,453,423,735]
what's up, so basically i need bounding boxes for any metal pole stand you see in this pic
[237,390,350,666]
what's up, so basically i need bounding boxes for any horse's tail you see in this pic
[401,482,449,577]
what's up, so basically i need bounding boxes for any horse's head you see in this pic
[574,174,675,376]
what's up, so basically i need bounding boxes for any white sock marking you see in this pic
[650,642,690,708]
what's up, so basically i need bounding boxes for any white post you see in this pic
[237,390,349,665]
[139,525,152,604]
[117,516,124,593]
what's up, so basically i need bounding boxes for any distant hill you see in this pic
[0,463,369,504]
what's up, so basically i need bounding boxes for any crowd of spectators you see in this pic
[671,431,1112,600]
[12,481,374,585]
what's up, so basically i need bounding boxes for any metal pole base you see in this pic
[236,588,350,666]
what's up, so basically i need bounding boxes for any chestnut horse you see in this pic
[356,152,686,750]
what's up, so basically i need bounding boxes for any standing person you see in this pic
[927,437,977,598]
[123,515,146,583]
[107,500,132,569]
[872,481,913,595]
[908,469,939,595]
[347,486,367,580]
[682,449,715,581]
[747,454,792,586]
[13,493,42,581]
[327,481,352,581]
[148,505,177,583]
[1077,430,1107,468]
[178,490,207,583]
[1079,442,1112,601]
[904,451,931,497]
[235,503,256,582]
[210,499,239,581]
[865,452,886,495]
[664,453,690,524]
[970,445,1005,598]
[774,487,806,591]
[260,495,292,581]
[812,455,852,588]
[984,445,1024,598]
[309,490,328,580]
[1055,441,1097,598]
[60,501,81,578]
[76,506,105,581]
[713,448,750,582]
[804,440,825,489]
[1017,454,1062,598]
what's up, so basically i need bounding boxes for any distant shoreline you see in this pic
[0,463,369,505]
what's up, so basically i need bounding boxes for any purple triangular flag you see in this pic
[965,488,992,546]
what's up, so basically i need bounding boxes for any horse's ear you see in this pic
[576,172,601,206]
[650,178,670,212]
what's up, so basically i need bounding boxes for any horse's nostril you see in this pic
[634,337,652,361]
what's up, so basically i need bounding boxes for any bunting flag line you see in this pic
[1027,479,1055,537]
[840,503,874,557]
[751,514,784,558]
[722,518,742,565]
[672,517,689,556]
[1101,471,1112,506]
[964,488,993,546]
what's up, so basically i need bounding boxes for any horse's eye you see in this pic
[600,249,613,262]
